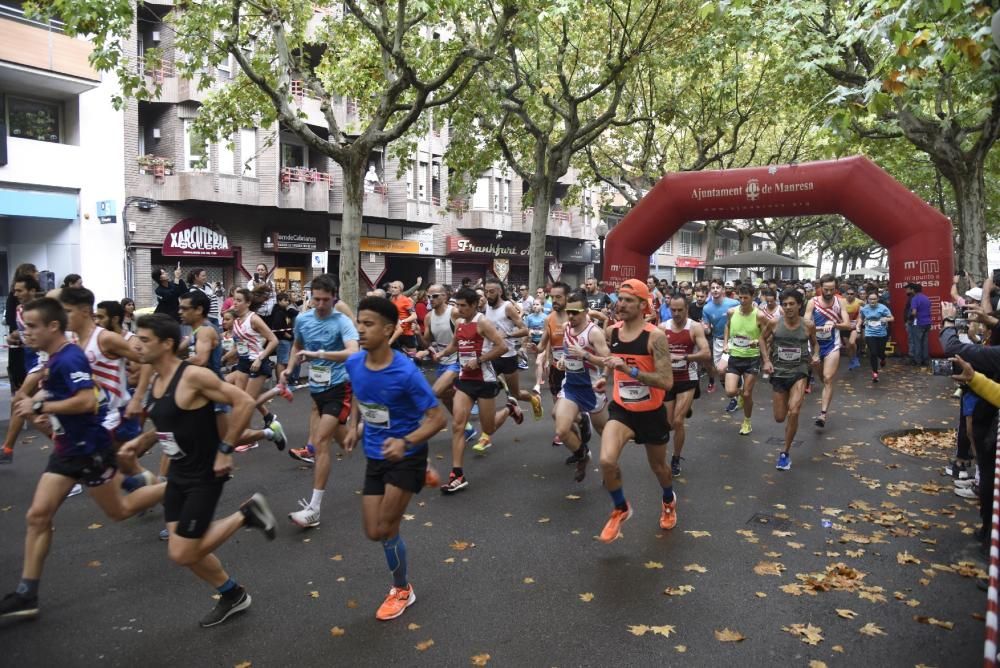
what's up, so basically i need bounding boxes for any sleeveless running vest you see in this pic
[485,300,517,358]
[663,319,698,383]
[455,314,496,382]
[546,312,567,361]
[609,322,664,411]
[428,306,457,365]
[233,312,265,359]
[771,318,810,378]
[844,298,861,323]
[82,326,129,428]
[729,308,761,359]
[147,362,220,481]
[562,321,602,388]
[758,304,780,322]
[192,324,223,377]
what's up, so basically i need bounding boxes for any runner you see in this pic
[483,277,544,420]
[760,290,820,471]
[701,279,739,400]
[803,274,851,428]
[343,296,446,620]
[230,287,280,444]
[858,289,893,383]
[597,279,676,543]
[281,274,359,528]
[129,313,278,627]
[554,291,611,483]
[723,285,768,436]
[531,282,570,445]
[843,285,862,370]
[757,288,780,322]
[0,298,167,622]
[661,295,711,476]
[0,274,40,464]
[430,287,517,493]
[388,280,418,356]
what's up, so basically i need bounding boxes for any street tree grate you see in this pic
[746,512,792,531]
[766,437,802,447]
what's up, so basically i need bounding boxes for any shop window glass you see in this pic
[8,96,60,143]
[218,134,235,174]
[184,120,210,171]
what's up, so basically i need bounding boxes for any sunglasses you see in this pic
[429,293,443,298]
[565,308,585,315]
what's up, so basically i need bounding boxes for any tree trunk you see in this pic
[815,245,825,277]
[340,158,365,309]
[528,178,554,292]
[738,230,751,281]
[704,222,720,280]
[947,163,988,280]
[840,254,849,276]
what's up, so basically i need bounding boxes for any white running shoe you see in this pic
[288,499,320,528]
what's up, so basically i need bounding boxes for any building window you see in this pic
[662,238,672,254]
[418,161,428,201]
[679,230,700,256]
[183,119,210,171]
[240,128,256,177]
[7,96,61,143]
[472,176,489,209]
[503,179,511,212]
[281,142,306,168]
[218,134,235,174]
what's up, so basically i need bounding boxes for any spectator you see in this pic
[120,297,136,332]
[268,291,295,381]
[247,263,276,316]
[221,286,236,313]
[61,273,83,289]
[152,265,187,321]
[908,283,931,366]
[188,267,220,326]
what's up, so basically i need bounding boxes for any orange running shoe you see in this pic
[659,494,678,530]
[424,465,441,488]
[375,585,415,621]
[599,504,632,543]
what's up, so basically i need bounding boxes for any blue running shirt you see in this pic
[44,344,110,456]
[294,310,358,391]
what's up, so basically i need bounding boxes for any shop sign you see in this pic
[162,218,233,258]
[263,231,319,253]
[447,235,553,258]
[492,258,510,282]
[557,240,593,263]
[359,237,424,254]
[549,260,563,281]
[676,256,704,268]
[361,253,387,287]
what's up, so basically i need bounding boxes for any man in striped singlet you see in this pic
[760,290,820,471]
[804,274,851,428]
[597,279,676,543]
[723,285,769,437]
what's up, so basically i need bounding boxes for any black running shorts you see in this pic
[608,402,671,445]
[164,477,226,539]
[236,356,273,379]
[548,366,565,398]
[726,356,760,377]
[454,379,501,400]
[770,373,808,394]
[363,449,428,496]
[665,379,699,402]
[491,355,519,376]
[45,447,117,487]
[311,382,353,423]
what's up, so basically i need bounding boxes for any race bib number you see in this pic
[309,364,332,385]
[236,339,249,355]
[617,379,651,403]
[816,328,833,340]
[222,338,234,352]
[732,335,751,349]
[553,349,565,361]
[359,401,390,429]
[777,346,802,362]
[671,358,687,369]
[459,351,477,367]
[564,357,585,372]
[157,431,186,460]
[869,318,882,327]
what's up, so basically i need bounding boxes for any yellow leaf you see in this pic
[627,624,650,636]
[537,517,551,523]
[755,592,767,598]
[645,561,664,570]
[684,530,711,538]
[443,557,456,564]
[309,591,320,599]
[783,623,824,645]
[859,622,886,636]
[675,645,687,653]
[415,639,435,651]
[470,653,491,666]
[565,494,581,500]
[753,561,785,576]
[772,530,794,537]
[683,564,707,573]
[764,551,782,558]
[663,585,694,597]
[914,616,954,630]
[87,523,103,530]
[346,599,358,609]
[809,662,827,668]
[330,554,344,561]
[896,551,920,565]
[330,626,346,637]
[649,624,676,638]
[832,645,844,653]
[86,560,102,568]
[407,623,421,630]
[836,609,857,620]
[714,628,746,642]
[523,577,535,584]
[859,590,887,604]
[450,540,471,551]
[787,542,805,549]
[234,662,252,668]
[579,592,595,602]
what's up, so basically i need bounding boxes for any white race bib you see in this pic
[732,335,751,348]
[157,431,186,460]
[309,364,332,385]
[869,318,882,326]
[777,346,802,362]
[236,339,249,355]
[359,401,390,428]
[564,357,585,372]
[222,338,234,352]
[617,379,651,403]
[816,328,833,340]
[553,349,565,361]
[459,351,477,367]
[671,358,687,369]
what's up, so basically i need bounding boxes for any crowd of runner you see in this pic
[0,262,987,628]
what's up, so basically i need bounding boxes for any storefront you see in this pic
[154,217,238,294]
[264,230,321,297]
[674,256,704,283]
[331,221,435,290]
[446,235,556,290]
[556,239,595,288]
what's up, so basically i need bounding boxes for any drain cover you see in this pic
[746,512,791,531]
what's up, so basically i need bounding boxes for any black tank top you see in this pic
[148,362,220,481]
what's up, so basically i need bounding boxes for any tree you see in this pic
[40,0,515,307]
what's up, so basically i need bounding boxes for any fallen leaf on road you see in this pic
[649,625,676,638]
[627,624,649,636]
[684,564,707,573]
[846,549,865,558]
[330,627,345,637]
[833,645,844,653]
[470,654,491,666]
[234,662,252,668]
[787,542,805,549]
[523,577,535,584]
[858,590,887,604]
[87,523,102,530]
[783,623,823,645]
[443,557,456,564]
[764,551,782,558]
[450,540,472,551]
[663,585,694,597]
[346,599,358,609]
[755,592,767,598]
[675,645,687,653]
[896,551,920,565]
[579,592,594,602]
[645,561,664,569]
[415,639,435,651]
[809,662,827,668]
[753,561,785,576]
[565,494,581,500]
[537,517,551,523]
[86,560,102,568]
[408,623,420,630]
[772,530,795,537]
[309,591,319,599]
[836,609,857,619]
[714,628,745,642]
[859,622,886,636]
[685,530,711,538]
[330,554,343,561]
[914,616,953,630]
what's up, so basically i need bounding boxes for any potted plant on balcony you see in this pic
[138,155,175,179]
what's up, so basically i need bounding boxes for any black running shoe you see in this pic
[565,448,588,465]
[579,413,592,446]
[240,493,277,540]
[574,446,590,483]
[670,455,682,476]
[263,412,276,427]
[814,413,826,428]
[200,587,251,628]
[0,592,38,621]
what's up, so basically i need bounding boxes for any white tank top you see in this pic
[485,300,517,358]
[563,321,603,386]
[233,312,265,359]
[82,326,130,428]
[428,306,457,365]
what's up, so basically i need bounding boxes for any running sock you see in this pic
[216,578,238,595]
[452,467,464,478]
[263,428,274,440]
[609,487,627,510]
[662,486,675,504]
[306,443,315,455]
[15,578,38,598]
[309,489,324,511]
[382,535,408,589]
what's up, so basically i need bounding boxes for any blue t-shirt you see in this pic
[911,293,932,326]
[44,344,110,456]
[861,303,891,337]
[702,298,739,339]
[525,312,545,343]
[345,350,439,460]
[294,310,358,391]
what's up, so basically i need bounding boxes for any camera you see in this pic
[931,359,962,376]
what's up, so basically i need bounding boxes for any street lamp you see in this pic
[595,220,609,283]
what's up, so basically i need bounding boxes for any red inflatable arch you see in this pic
[603,156,953,356]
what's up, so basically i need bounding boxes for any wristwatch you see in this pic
[217,442,235,455]
[32,400,44,415]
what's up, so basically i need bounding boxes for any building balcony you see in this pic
[522,208,574,238]
[136,166,260,205]
[290,80,348,128]
[363,184,390,219]
[0,10,98,87]
[139,59,209,104]
[464,209,514,232]
[405,198,446,224]
[0,136,84,189]
[279,167,330,212]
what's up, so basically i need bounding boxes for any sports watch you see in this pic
[217,442,235,455]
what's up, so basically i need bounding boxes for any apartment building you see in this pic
[0,1,126,298]
[125,4,600,307]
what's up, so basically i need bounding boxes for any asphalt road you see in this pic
[0,359,987,667]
